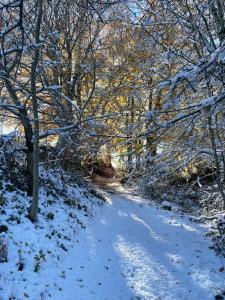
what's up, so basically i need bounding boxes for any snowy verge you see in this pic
[0,171,105,300]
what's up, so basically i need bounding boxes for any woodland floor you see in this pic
[49,184,224,300]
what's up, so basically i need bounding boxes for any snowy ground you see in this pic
[0,179,104,300]
[1,185,225,300]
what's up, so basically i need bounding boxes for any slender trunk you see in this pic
[76,64,82,110]
[127,96,134,173]
[24,120,33,196]
[146,80,158,159]
[146,88,155,156]
[29,0,43,221]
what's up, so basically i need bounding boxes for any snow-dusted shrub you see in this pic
[0,234,8,263]
[138,143,225,214]
[39,166,70,197]
[208,215,225,258]
[0,132,26,190]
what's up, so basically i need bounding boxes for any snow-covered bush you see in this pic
[208,215,225,258]
[0,132,26,191]
[0,234,8,263]
[138,144,224,214]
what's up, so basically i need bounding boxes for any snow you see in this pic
[200,96,216,107]
[0,186,224,300]
[44,85,62,91]
[0,181,103,300]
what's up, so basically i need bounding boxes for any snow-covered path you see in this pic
[52,188,224,300]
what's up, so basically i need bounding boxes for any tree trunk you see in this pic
[146,80,158,159]
[29,0,43,221]
[24,120,33,196]
[127,96,135,173]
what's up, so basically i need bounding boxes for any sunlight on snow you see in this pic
[190,268,219,292]
[131,213,166,242]
[114,235,185,299]
[162,217,198,232]
[118,210,129,218]
[121,193,144,204]
[166,253,183,269]
[105,196,113,205]
[86,232,98,259]
[100,218,107,225]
